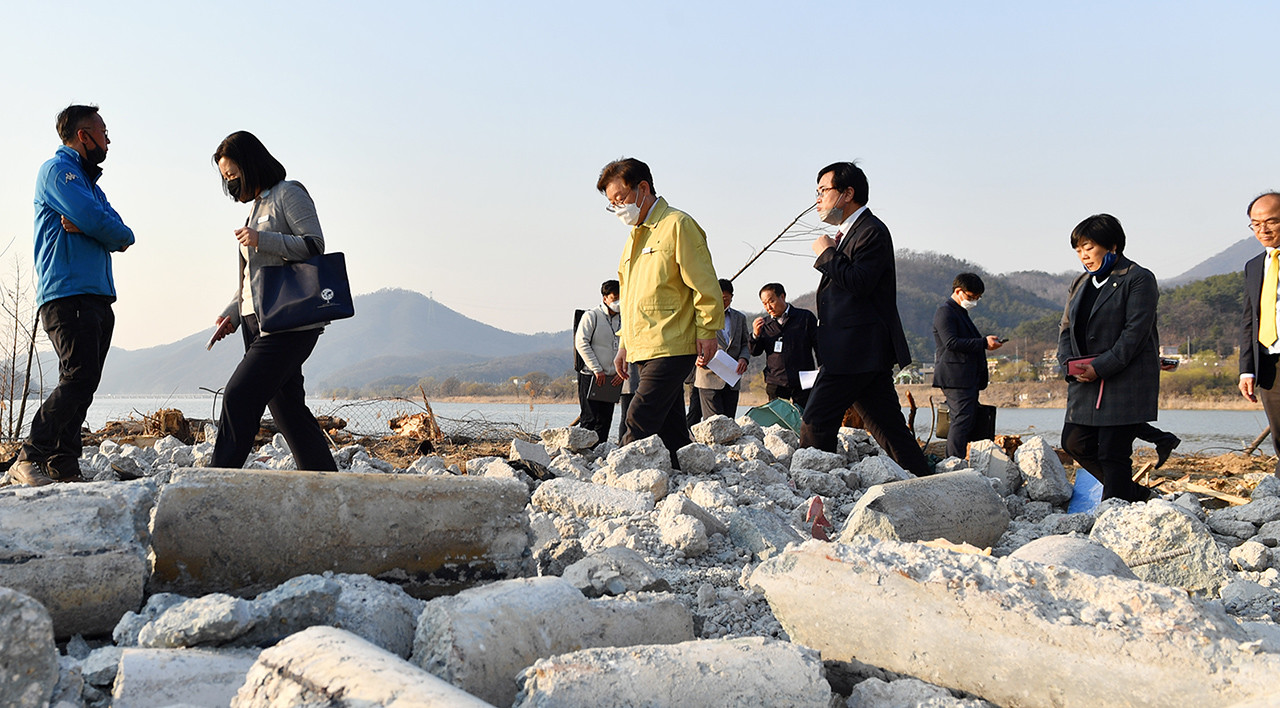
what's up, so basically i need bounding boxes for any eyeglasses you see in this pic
[1251,218,1280,232]
[815,186,840,199]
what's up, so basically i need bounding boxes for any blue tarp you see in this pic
[1067,470,1103,514]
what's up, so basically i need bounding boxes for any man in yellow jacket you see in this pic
[597,158,723,467]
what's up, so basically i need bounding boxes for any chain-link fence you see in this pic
[313,397,543,441]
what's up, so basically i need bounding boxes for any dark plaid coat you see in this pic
[1057,256,1160,426]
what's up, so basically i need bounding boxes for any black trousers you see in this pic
[212,315,337,471]
[623,355,695,467]
[698,386,740,421]
[799,369,931,477]
[1061,422,1149,502]
[1258,379,1280,475]
[618,393,634,443]
[941,386,979,460]
[576,372,615,440]
[766,382,809,410]
[20,295,114,467]
[684,382,701,428]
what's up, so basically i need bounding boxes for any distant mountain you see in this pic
[1165,236,1259,286]
[95,289,569,394]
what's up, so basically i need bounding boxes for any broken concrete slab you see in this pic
[0,481,155,638]
[691,415,743,445]
[658,513,709,556]
[836,470,1010,549]
[1007,535,1139,580]
[790,447,847,473]
[676,442,718,475]
[1230,541,1272,572]
[593,467,670,500]
[112,647,259,708]
[149,469,529,599]
[967,439,1020,495]
[657,493,729,536]
[848,676,994,707]
[540,426,599,453]
[850,454,911,488]
[562,546,671,597]
[1215,496,1280,526]
[410,576,693,707]
[510,437,553,467]
[136,593,255,648]
[603,435,673,474]
[511,637,830,708]
[751,538,1280,708]
[0,587,58,708]
[329,573,427,659]
[233,626,492,707]
[726,506,805,560]
[531,477,655,517]
[1014,436,1072,504]
[1089,499,1232,595]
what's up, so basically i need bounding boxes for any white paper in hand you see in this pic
[707,349,742,387]
[798,370,819,390]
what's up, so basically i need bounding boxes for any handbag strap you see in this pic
[301,236,321,257]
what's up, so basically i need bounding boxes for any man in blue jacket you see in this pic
[932,273,1002,459]
[11,105,134,486]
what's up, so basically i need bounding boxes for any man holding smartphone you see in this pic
[932,273,1002,459]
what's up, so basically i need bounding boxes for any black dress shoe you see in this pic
[1155,434,1181,469]
[10,460,55,487]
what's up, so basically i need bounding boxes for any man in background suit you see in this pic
[798,161,931,476]
[694,278,750,419]
[1239,191,1280,476]
[932,272,1002,460]
[749,282,818,409]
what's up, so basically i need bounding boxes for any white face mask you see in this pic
[614,187,643,226]
[817,203,845,226]
[960,298,979,311]
[607,300,621,313]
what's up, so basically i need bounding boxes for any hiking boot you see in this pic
[10,460,55,487]
[47,457,89,483]
[1154,434,1181,469]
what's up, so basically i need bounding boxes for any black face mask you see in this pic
[83,136,106,167]
[225,178,243,201]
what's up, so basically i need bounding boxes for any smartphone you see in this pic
[1160,357,1179,369]
[996,337,1009,344]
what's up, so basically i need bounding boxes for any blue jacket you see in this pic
[32,146,134,306]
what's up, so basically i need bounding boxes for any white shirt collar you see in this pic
[838,204,868,234]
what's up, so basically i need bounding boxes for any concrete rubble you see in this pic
[111,648,259,708]
[512,637,830,708]
[234,626,492,707]
[410,575,693,706]
[0,587,59,708]
[751,538,1280,708]
[2,419,1280,707]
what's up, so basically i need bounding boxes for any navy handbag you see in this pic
[254,237,355,332]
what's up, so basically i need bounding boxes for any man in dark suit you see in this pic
[798,162,931,477]
[932,273,1003,460]
[1239,191,1280,476]
[694,279,750,419]
[749,282,818,408]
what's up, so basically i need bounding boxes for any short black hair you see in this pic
[1248,192,1280,215]
[212,131,287,200]
[56,104,99,144]
[601,280,619,298]
[597,158,655,194]
[759,282,786,298]
[1070,213,1126,254]
[718,278,734,294]
[952,273,985,295]
[818,161,869,205]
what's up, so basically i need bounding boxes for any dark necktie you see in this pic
[834,231,844,246]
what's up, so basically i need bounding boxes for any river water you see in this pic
[73,395,1274,456]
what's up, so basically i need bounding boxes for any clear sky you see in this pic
[1,1,1274,351]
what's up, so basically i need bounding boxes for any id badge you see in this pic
[774,340,784,353]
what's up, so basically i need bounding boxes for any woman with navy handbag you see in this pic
[206,131,338,471]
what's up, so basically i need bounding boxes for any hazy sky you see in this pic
[1,2,1274,351]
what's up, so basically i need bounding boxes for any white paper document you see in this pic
[798,369,819,390]
[707,349,743,387]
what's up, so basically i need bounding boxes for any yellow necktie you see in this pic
[1261,250,1280,347]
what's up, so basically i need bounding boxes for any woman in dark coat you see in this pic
[1058,214,1159,502]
